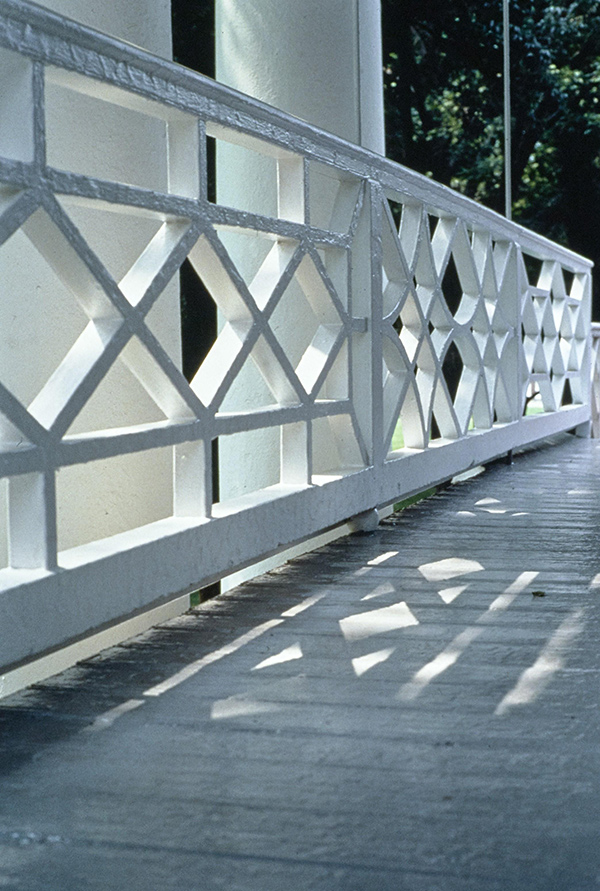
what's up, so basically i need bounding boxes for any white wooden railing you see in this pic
[591,323,600,437]
[0,0,592,672]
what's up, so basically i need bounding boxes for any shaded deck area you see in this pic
[1,434,600,890]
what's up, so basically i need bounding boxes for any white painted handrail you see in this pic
[591,323,600,437]
[0,0,592,671]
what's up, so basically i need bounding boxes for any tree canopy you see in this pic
[382,0,600,314]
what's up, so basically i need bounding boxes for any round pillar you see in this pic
[216,0,385,153]
[214,0,385,584]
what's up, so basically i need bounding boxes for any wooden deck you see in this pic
[1,433,600,890]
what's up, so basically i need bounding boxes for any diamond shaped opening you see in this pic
[56,446,173,553]
[0,47,33,162]
[137,246,214,388]
[309,163,362,233]
[441,253,463,317]
[442,340,464,404]
[177,230,295,409]
[45,68,199,196]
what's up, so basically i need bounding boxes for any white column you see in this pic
[216,0,385,154]
[0,0,181,567]
[214,0,385,584]
[37,0,174,58]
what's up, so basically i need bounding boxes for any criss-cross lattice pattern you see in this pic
[0,2,592,670]
[380,201,590,452]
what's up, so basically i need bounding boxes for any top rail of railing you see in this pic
[0,0,593,271]
[0,0,592,673]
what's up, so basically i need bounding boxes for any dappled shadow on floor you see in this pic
[1,435,600,889]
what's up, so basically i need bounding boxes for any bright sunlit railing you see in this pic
[0,0,592,671]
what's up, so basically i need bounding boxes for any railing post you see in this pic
[8,471,57,570]
[591,323,600,437]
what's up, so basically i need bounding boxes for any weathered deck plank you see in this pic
[1,434,600,890]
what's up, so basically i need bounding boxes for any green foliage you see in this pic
[382,0,600,314]
[393,487,437,512]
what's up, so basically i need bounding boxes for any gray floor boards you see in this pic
[1,434,600,889]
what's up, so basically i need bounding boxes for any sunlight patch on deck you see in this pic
[339,602,418,642]
[211,696,283,720]
[281,593,327,617]
[361,581,395,601]
[418,557,484,582]
[143,619,284,697]
[367,551,399,566]
[495,608,585,715]
[398,572,539,701]
[398,627,483,701]
[252,643,303,670]
[352,648,395,677]
[438,584,468,604]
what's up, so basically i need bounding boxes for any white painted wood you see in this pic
[0,0,592,671]
[591,323,600,438]
[0,0,181,568]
